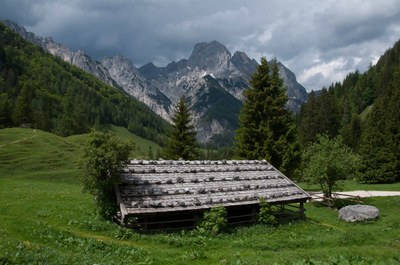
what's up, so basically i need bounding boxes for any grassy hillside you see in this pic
[1,128,400,264]
[108,125,162,158]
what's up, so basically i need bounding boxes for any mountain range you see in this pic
[3,20,307,145]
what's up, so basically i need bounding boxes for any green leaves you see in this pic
[81,130,134,219]
[196,206,228,235]
[302,135,361,198]
[257,197,277,226]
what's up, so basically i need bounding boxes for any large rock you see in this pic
[339,205,380,222]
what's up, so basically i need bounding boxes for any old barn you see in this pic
[115,159,310,231]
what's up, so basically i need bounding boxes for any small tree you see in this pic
[81,131,134,219]
[302,134,361,199]
[165,96,200,160]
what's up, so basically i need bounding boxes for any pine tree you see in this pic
[298,88,340,146]
[235,58,300,175]
[12,84,33,126]
[0,93,13,127]
[359,75,400,183]
[165,96,200,160]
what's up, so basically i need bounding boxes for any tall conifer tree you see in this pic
[165,96,200,160]
[13,84,33,126]
[235,58,299,175]
[298,88,340,146]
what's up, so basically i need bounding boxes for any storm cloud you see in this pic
[1,0,400,91]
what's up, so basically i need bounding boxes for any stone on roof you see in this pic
[116,159,310,220]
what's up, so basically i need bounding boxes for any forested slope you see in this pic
[0,23,170,145]
[298,39,400,183]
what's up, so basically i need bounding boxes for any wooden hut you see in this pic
[115,159,310,231]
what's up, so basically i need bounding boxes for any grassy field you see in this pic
[1,128,400,264]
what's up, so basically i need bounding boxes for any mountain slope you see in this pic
[0,22,169,144]
[101,55,173,121]
[2,20,173,121]
[3,20,118,87]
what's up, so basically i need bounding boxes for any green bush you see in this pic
[257,197,277,226]
[81,130,134,219]
[197,206,228,235]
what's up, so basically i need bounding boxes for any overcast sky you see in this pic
[1,0,400,91]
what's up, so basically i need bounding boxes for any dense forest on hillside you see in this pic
[298,39,400,183]
[0,23,170,145]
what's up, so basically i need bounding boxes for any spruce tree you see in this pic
[359,78,400,183]
[13,85,33,126]
[165,96,200,160]
[298,88,340,146]
[235,58,299,175]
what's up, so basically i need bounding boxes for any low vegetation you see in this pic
[81,131,134,218]
[1,128,400,264]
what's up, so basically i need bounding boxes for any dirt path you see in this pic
[0,129,37,148]
[309,190,400,201]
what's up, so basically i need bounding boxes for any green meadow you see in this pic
[0,128,399,264]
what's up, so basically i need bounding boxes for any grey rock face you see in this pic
[274,62,309,113]
[101,55,173,121]
[339,204,380,222]
[231,51,259,79]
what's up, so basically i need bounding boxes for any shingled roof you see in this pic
[116,159,310,221]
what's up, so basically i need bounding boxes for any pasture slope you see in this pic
[0,128,399,264]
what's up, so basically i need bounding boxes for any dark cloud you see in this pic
[1,0,399,91]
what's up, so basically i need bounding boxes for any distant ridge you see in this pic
[4,20,308,145]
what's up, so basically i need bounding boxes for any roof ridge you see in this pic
[128,159,270,166]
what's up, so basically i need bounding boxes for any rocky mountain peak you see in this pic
[102,55,138,74]
[231,51,259,78]
[138,62,162,80]
[188,40,232,75]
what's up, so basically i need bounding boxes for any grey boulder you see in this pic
[339,204,380,222]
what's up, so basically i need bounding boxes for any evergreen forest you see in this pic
[298,39,400,184]
[0,23,170,145]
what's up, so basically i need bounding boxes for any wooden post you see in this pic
[251,207,257,223]
[299,202,305,219]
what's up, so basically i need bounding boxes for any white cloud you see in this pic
[299,58,348,88]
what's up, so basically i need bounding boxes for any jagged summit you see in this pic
[102,54,139,75]
[231,51,259,78]
[187,40,233,75]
